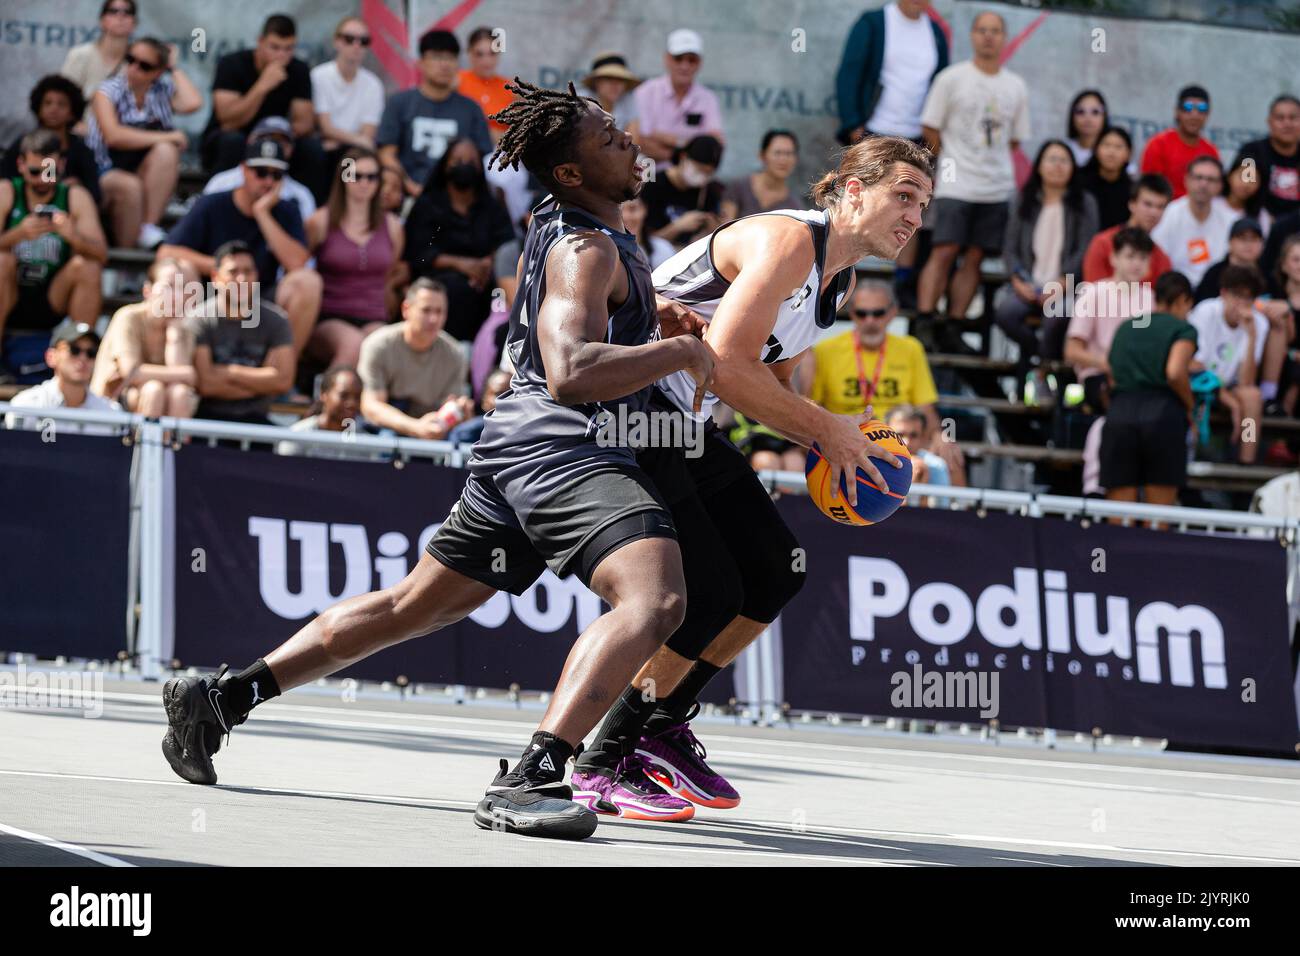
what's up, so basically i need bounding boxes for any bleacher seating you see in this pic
[7,161,1294,504]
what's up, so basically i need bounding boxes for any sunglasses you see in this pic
[1181,101,1209,113]
[853,308,890,318]
[125,52,161,72]
[66,344,98,359]
[353,171,381,182]
[104,5,135,14]
[337,33,371,46]
[25,164,57,177]
[250,167,284,180]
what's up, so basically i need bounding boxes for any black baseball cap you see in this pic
[50,317,100,347]
[1230,217,1263,239]
[683,135,723,168]
[244,138,289,170]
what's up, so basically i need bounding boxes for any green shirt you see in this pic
[5,178,70,286]
[1108,312,1198,395]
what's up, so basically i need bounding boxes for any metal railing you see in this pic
[757,468,1298,538]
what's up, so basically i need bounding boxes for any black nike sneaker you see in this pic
[473,743,598,841]
[160,664,240,785]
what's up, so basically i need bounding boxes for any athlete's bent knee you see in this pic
[666,558,742,660]
[738,534,805,624]
[638,586,686,645]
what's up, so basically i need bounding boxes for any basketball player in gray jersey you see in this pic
[158,81,713,841]
[574,136,935,816]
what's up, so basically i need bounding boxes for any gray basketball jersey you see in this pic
[465,195,658,523]
[655,208,853,421]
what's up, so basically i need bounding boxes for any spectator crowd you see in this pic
[3,1,1300,514]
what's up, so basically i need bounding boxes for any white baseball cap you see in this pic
[666,28,703,57]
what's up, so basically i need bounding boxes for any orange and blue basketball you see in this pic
[805,419,912,525]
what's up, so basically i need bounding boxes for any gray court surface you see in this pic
[2,675,1299,867]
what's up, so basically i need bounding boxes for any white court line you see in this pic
[12,700,1299,809]
[0,768,900,866]
[0,768,470,809]
[675,818,1300,866]
[29,698,1300,805]
[3,767,1297,865]
[701,748,1300,808]
[0,821,135,867]
[113,708,1300,808]
[70,689,1300,787]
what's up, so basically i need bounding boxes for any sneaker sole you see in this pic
[472,798,598,840]
[573,782,695,822]
[572,790,620,816]
[610,798,695,822]
[639,751,740,809]
[161,679,217,785]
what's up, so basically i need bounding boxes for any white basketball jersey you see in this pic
[654,208,853,421]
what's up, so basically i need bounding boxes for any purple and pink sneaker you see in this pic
[571,752,695,822]
[637,705,741,809]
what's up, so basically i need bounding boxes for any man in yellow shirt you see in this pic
[806,279,939,428]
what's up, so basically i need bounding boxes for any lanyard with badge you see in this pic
[853,335,887,407]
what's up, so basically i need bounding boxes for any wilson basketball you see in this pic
[805,419,913,525]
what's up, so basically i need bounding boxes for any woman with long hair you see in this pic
[720,129,808,222]
[85,36,202,247]
[992,139,1100,394]
[1077,125,1134,230]
[1065,89,1109,166]
[61,0,136,102]
[304,147,405,366]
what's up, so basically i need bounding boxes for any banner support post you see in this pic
[137,420,164,681]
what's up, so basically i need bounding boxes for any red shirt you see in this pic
[1140,128,1220,199]
[1082,224,1173,284]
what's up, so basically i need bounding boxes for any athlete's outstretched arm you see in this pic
[705,222,898,503]
[537,230,714,410]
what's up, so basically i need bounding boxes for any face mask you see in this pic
[447,162,481,188]
[680,160,710,188]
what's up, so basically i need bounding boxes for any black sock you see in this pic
[515,731,574,783]
[217,659,281,722]
[645,661,721,733]
[574,686,659,771]
[525,731,574,762]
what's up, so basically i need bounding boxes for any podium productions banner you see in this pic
[776,501,1300,754]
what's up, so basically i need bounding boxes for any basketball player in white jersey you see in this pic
[572,135,934,816]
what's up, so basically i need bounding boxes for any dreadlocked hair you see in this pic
[489,78,598,188]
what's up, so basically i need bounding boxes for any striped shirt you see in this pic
[654,208,852,421]
[85,71,175,172]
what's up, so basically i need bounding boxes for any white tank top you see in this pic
[654,208,852,421]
